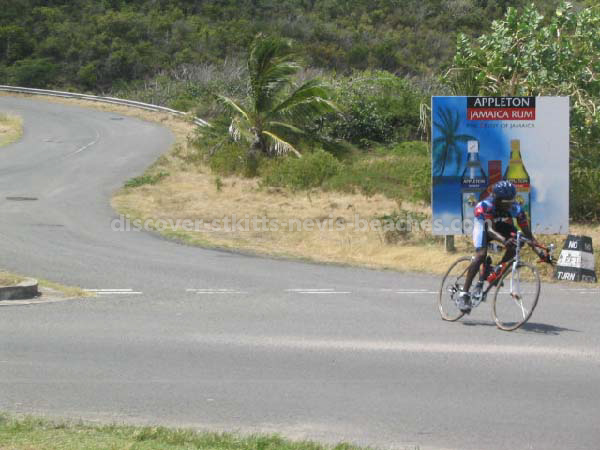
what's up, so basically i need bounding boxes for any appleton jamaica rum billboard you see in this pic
[431,96,569,235]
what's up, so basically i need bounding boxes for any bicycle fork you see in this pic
[510,232,528,318]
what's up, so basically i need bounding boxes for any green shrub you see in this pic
[208,141,251,176]
[326,141,431,204]
[376,209,432,244]
[325,70,425,148]
[6,57,59,88]
[125,171,169,188]
[169,96,197,112]
[262,149,342,190]
[571,165,600,221]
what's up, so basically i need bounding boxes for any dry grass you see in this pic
[113,171,600,278]
[0,269,90,297]
[0,272,24,287]
[6,92,599,279]
[37,278,91,298]
[113,171,469,274]
[0,112,23,147]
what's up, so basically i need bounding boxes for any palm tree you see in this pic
[432,107,475,176]
[218,34,336,164]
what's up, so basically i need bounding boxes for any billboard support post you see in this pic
[445,235,455,253]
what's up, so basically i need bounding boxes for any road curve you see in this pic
[1,95,600,450]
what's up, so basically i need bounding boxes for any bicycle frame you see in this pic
[468,231,553,309]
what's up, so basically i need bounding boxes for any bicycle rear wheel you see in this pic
[492,261,540,331]
[438,256,471,321]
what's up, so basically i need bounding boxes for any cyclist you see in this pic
[457,180,535,313]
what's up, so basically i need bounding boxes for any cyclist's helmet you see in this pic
[492,180,516,201]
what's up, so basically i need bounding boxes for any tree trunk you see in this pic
[246,132,262,177]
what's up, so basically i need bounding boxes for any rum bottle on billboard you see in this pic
[461,140,487,233]
[504,139,531,222]
[480,160,502,201]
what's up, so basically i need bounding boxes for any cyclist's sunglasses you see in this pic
[498,198,515,206]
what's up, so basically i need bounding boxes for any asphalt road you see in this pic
[1,95,600,450]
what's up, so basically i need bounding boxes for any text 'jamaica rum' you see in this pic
[504,139,531,222]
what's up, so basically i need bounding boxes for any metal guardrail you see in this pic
[0,85,209,127]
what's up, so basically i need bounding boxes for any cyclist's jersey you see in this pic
[472,197,528,249]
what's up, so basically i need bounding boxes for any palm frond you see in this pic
[228,116,254,143]
[253,61,299,105]
[451,109,460,132]
[270,80,337,117]
[432,141,447,176]
[248,35,300,112]
[262,130,302,158]
[437,108,452,128]
[455,134,477,142]
[217,94,249,120]
[268,121,305,135]
[433,120,449,133]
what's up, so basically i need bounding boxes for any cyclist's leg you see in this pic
[463,218,488,292]
[464,248,486,292]
[495,221,517,264]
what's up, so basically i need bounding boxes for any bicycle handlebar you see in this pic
[510,231,555,265]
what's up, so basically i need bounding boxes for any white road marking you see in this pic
[84,289,142,295]
[188,334,600,361]
[560,288,600,292]
[85,289,134,292]
[67,130,101,157]
[286,288,351,294]
[396,291,437,295]
[286,289,335,291]
[187,289,246,294]
[290,291,351,295]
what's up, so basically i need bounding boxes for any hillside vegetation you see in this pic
[2,0,598,222]
[0,0,563,91]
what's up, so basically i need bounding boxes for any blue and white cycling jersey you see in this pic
[472,197,528,249]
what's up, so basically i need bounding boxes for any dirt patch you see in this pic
[0,112,23,147]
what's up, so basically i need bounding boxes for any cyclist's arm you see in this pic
[488,227,510,244]
[513,204,534,240]
[517,214,534,240]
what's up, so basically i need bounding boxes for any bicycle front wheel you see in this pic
[438,256,471,321]
[492,262,540,331]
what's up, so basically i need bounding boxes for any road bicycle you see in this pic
[439,231,555,331]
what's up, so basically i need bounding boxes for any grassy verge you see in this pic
[0,112,23,147]
[0,272,24,287]
[37,277,91,298]
[0,269,89,298]
[0,414,367,450]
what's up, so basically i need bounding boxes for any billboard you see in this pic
[431,96,569,235]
